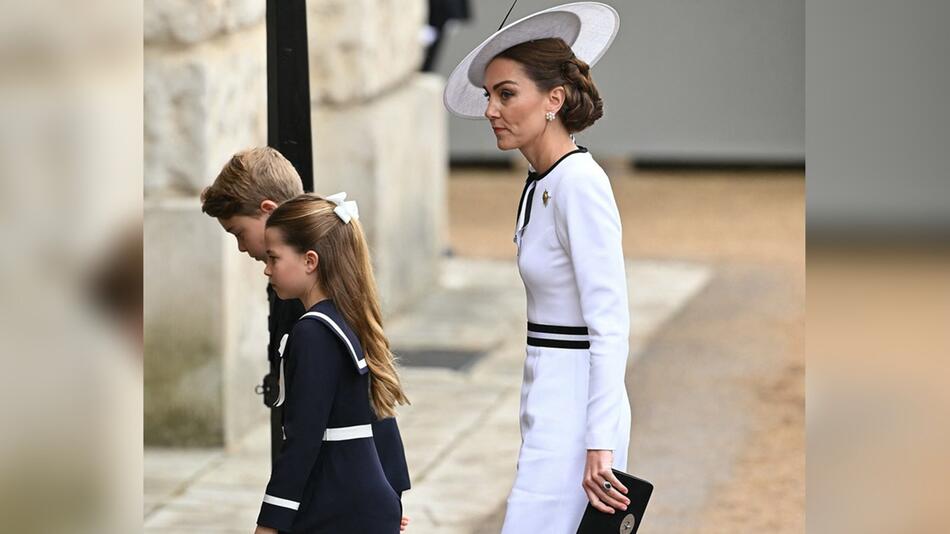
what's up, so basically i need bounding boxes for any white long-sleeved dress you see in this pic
[501,147,631,534]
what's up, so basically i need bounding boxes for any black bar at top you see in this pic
[267,0,314,192]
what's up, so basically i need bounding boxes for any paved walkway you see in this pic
[145,257,711,533]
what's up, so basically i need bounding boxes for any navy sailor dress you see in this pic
[267,287,411,497]
[257,298,402,533]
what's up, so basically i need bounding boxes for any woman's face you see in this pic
[483,57,552,150]
[263,227,317,301]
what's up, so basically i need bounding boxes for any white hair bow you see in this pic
[325,192,360,224]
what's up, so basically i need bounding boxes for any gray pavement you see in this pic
[145,256,711,533]
[625,263,801,534]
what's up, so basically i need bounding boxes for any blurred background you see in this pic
[0,0,946,532]
[807,1,950,533]
[140,1,803,532]
[438,0,803,165]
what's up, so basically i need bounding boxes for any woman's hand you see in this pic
[400,514,410,531]
[582,449,630,514]
[254,526,277,534]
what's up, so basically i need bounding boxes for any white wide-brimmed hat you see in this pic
[443,2,620,119]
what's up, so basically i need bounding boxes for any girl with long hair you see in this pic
[253,192,409,534]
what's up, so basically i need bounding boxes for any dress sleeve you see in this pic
[257,321,343,531]
[553,167,631,450]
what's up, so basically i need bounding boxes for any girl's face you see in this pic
[482,57,557,150]
[263,227,317,301]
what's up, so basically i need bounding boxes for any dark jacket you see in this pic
[258,299,402,533]
[268,287,411,495]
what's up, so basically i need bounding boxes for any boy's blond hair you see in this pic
[200,147,304,218]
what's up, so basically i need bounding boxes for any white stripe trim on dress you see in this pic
[263,494,300,510]
[274,333,289,407]
[299,312,367,370]
[525,331,591,342]
[323,423,373,441]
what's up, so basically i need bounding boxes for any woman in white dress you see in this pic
[443,3,632,532]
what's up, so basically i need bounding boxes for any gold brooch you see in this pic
[542,190,550,206]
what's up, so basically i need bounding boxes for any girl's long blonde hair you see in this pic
[267,193,409,418]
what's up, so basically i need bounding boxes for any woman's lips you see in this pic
[492,126,508,134]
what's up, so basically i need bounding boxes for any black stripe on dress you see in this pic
[527,322,589,335]
[526,337,591,349]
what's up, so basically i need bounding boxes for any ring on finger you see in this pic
[602,480,612,492]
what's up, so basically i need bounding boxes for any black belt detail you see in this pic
[527,337,591,349]
[527,322,589,335]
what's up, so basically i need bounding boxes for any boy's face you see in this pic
[217,200,278,262]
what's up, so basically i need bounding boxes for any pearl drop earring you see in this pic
[545,111,556,122]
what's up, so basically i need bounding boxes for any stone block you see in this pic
[145,198,269,446]
[145,0,265,45]
[144,25,267,195]
[307,0,426,105]
[309,73,448,314]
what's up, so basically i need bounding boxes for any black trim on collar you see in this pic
[528,145,589,183]
[515,145,589,234]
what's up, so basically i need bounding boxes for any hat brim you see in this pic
[443,2,620,119]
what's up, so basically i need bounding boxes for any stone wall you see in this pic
[310,73,447,312]
[144,199,268,447]
[307,0,426,104]
[144,0,446,448]
[144,2,269,447]
[304,0,446,313]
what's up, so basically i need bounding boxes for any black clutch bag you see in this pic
[576,469,654,534]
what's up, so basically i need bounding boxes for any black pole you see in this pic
[265,0,313,464]
[267,0,314,192]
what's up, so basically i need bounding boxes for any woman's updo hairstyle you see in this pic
[494,37,603,133]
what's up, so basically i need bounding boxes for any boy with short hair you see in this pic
[201,147,304,261]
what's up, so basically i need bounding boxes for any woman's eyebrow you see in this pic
[484,80,518,91]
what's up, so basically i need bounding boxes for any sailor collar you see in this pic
[298,299,369,375]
